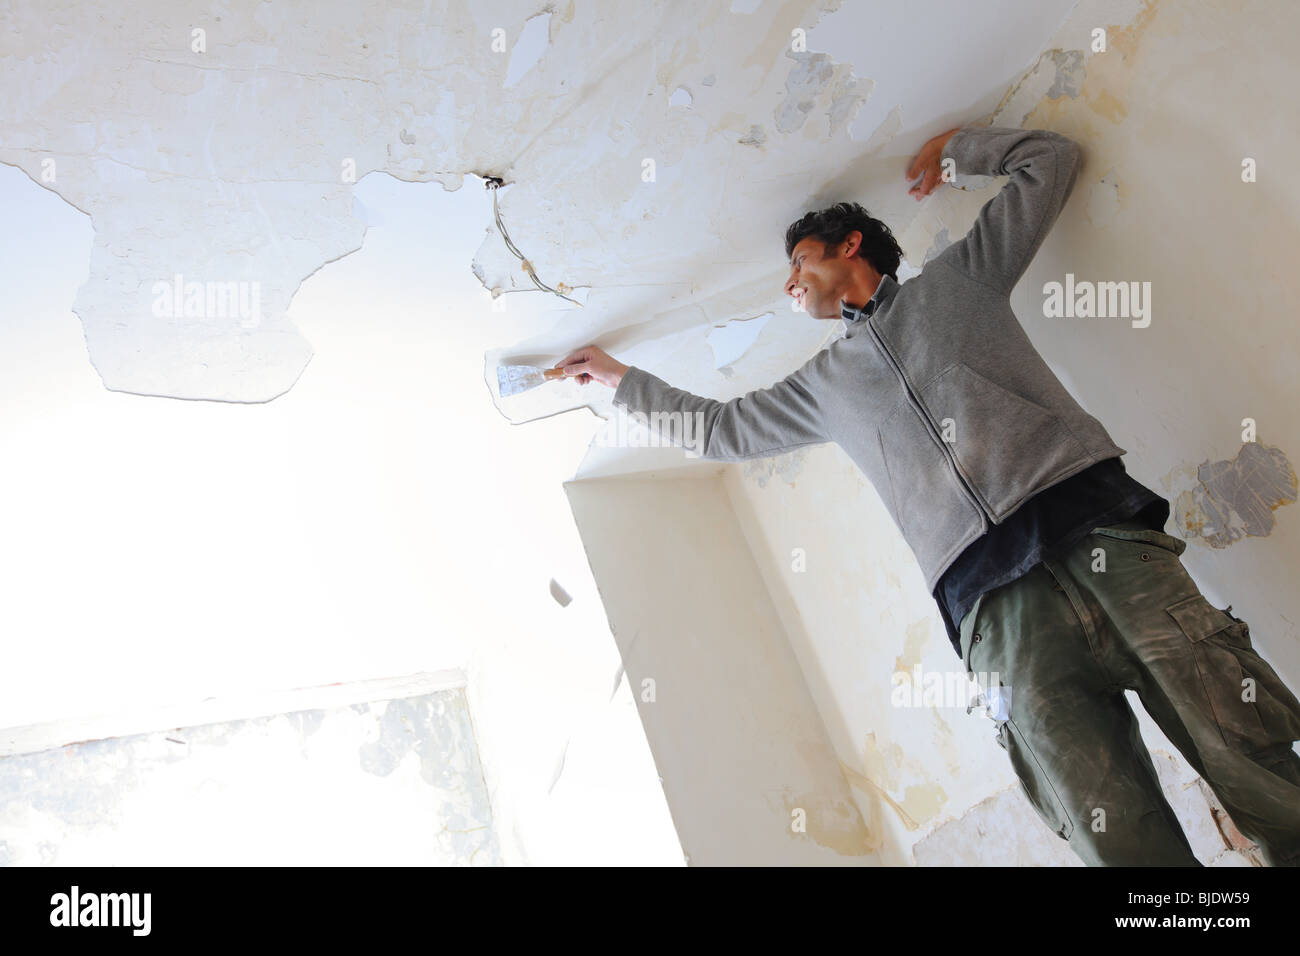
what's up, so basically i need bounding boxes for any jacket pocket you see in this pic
[876,401,983,578]
[918,362,1087,517]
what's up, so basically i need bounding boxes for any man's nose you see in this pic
[784,273,797,297]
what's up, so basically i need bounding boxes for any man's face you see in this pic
[784,235,852,319]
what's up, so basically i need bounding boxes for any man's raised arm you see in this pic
[926,125,1084,296]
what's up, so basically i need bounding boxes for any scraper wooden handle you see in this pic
[543,367,567,380]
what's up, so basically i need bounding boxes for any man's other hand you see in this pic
[906,127,961,200]
[554,345,629,388]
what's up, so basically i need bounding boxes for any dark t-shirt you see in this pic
[933,456,1170,659]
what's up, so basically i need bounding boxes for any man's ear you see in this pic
[841,230,863,259]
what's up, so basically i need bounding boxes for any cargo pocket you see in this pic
[1000,717,1076,841]
[918,362,1087,517]
[1167,595,1300,754]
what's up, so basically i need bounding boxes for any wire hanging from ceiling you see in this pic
[483,177,583,307]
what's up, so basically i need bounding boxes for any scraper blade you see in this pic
[497,364,565,398]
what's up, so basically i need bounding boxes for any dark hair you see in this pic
[784,202,903,280]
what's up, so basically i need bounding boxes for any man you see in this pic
[554,124,1300,866]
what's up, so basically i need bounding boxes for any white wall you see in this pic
[567,473,873,864]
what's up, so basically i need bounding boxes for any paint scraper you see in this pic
[497,363,566,398]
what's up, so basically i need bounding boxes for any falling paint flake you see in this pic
[549,578,572,607]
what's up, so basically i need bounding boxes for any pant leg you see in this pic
[1060,518,1300,867]
[960,562,1201,866]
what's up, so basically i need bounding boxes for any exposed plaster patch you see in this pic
[775,51,834,135]
[357,696,477,795]
[912,785,1082,866]
[1045,49,1086,99]
[994,46,1092,126]
[706,310,772,369]
[826,72,866,137]
[1193,776,1263,862]
[504,12,553,89]
[1022,0,1165,133]
[1171,442,1296,548]
[1146,744,1258,865]
[1086,166,1121,228]
[669,86,692,108]
[738,124,767,147]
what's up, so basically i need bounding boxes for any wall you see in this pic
[566,472,873,864]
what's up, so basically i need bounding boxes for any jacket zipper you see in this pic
[864,315,990,532]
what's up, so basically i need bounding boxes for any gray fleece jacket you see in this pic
[611,125,1126,592]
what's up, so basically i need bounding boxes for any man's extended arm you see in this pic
[608,360,830,462]
[929,126,1084,296]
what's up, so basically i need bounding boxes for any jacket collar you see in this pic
[840,273,898,325]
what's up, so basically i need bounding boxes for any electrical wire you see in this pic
[484,177,583,307]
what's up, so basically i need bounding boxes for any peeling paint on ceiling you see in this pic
[2,0,1099,404]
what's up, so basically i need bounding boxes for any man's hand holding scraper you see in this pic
[552,344,628,388]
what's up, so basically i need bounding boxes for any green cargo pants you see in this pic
[958,516,1300,866]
